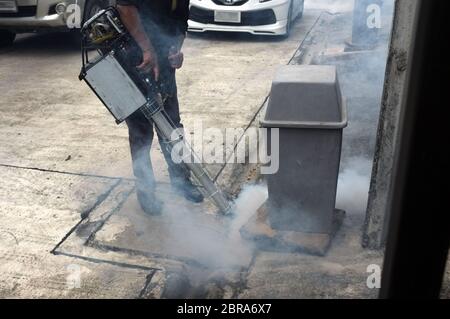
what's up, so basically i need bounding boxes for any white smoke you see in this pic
[229,184,268,238]
[139,184,269,270]
[336,157,372,215]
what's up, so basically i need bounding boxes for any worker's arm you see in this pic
[116,3,159,80]
[168,34,185,69]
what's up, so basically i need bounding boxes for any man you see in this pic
[116,0,203,215]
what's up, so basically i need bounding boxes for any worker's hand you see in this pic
[137,49,160,81]
[168,47,184,69]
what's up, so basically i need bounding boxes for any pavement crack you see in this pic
[90,242,209,270]
[138,270,158,299]
[231,251,260,298]
[0,163,133,182]
[84,185,135,246]
[53,250,160,272]
[50,178,123,254]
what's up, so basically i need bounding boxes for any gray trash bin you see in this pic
[261,65,347,234]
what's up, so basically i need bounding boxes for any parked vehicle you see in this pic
[188,0,304,36]
[0,0,111,47]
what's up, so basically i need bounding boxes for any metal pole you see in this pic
[348,0,383,50]
[380,0,450,299]
[363,0,419,250]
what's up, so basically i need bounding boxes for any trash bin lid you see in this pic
[261,65,348,129]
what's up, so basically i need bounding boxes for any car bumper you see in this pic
[188,19,288,35]
[0,0,82,32]
[188,0,290,35]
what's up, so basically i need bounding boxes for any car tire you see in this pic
[83,0,109,23]
[298,0,305,19]
[0,30,16,47]
[283,1,294,38]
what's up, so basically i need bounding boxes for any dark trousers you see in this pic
[125,71,188,192]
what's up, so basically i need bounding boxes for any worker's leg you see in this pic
[126,110,162,215]
[157,71,204,203]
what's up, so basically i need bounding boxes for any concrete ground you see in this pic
[1,0,448,299]
[0,4,324,299]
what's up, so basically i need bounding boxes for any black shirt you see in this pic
[116,0,190,57]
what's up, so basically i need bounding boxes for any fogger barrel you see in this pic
[78,8,231,214]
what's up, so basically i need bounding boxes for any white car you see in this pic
[0,0,110,47]
[188,0,304,36]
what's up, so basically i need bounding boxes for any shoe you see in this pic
[137,189,163,216]
[174,180,204,203]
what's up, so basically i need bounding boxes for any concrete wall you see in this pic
[363,0,420,249]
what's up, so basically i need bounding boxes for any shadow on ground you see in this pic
[1,32,80,56]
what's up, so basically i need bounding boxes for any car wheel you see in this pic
[298,0,305,19]
[0,30,16,47]
[284,1,294,38]
[83,0,109,23]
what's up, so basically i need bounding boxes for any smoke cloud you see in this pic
[229,184,268,237]
[336,157,372,215]
[156,184,268,269]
